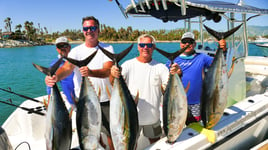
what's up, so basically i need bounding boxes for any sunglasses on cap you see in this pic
[56,44,69,49]
[181,39,194,44]
[83,26,98,32]
[138,43,154,48]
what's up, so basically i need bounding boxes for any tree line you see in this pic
[1,17,263,43]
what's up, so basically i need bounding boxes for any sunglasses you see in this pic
[57,44,69,49]
[181,39,194,44]
[138,43,154,48]
[83,26,98,32]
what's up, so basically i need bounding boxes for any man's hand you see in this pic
[110,65,121,78]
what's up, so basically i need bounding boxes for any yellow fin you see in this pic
[185,81,190,93]
[134,91,139,105]
[43,96,49,109]
[188,122,216,143]
[68,106,74,119]
[105,85,111,99]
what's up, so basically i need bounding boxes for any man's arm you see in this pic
[79,61,114,78]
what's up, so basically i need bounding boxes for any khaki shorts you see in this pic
[139,120,162,139]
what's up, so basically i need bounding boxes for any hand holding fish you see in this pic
[110,65,121,78]
[45,75,58,87]
[79,66,92,77]
[170,63,182,76]
[218,39,227,52]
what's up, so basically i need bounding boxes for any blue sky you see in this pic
[0,0,268,33]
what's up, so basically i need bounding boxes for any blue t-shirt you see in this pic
[46,59,75,105]
[166,53,213,105]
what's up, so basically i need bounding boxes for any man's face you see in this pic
[56,43,70,57]
[138,37,155,59]
[180,38,196,53]
[82,20,99,41]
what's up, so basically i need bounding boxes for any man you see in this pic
[110,34,181,144]
[45,16,114,149]
[46,36,75,106]
[166,32,214,123]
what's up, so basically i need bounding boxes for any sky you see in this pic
[0,0,268,34]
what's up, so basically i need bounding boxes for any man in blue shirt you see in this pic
[46,36,75,105]
[166,32,213,123]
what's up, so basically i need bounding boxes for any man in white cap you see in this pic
[46,36,75,106]
[166,32,213,124]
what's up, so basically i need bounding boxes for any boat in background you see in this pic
[256,43,268,48]
[254,36,268,43]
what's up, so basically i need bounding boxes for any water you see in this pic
[0,42,266,125]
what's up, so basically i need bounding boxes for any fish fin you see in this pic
[228,56,236,78]
[64,50,97,68]
[185,81,190,93]
[155,46,188,63]
[105,85,111,99]
[43,96,49,109]
[70,92,77,105]
[188,122,216,143]
[98,86,101,100]
[203,24,243,41]
[134,91,139,105]
[161,85,165,94]
[98,44,133,66]
[68,106,73,119]
[33,57,64,76]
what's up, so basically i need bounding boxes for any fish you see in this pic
[98,44,139,150]
[33,57,72,150]
[154,46,188,143]
[0,127,13,150]
[64,51,104,150]
[201,24,242,129]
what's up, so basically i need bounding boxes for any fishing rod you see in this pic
[0,99,45,116]
[0,87,43,104]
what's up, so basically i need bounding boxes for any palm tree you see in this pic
[4,17,12,32]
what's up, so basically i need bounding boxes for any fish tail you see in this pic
[32,57,64,76]
[64,50,98,68]
[155,46,188,63]
[203,24,243,41]
[98,44,133,65]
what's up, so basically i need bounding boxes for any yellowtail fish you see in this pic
[64,51,104,150]
[99,44,139,150]
[155,46,188,143]
[201,24,242,129]
[33,57,72,150]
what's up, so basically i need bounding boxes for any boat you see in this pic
[254,36,268,43]
[2,0,268,150]
[115,0,268,149]
[256,43,268,48]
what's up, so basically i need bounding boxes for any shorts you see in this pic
[186,104,201,124]
[188,104,200,117]
[100,101,111,137]
[139,120,162,139]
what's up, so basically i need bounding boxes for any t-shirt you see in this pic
[68,42,114,102]
[122,58,169,125]
[166,53,213,105]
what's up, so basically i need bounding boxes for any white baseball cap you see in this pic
[55,36,69,45]
[181,32,195,41]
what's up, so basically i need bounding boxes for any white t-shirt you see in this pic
[121,58,169,125]
[68,42,113,102]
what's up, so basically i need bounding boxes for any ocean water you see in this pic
[0,42,267,125]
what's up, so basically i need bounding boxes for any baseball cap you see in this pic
[181,32,195,41]
[55,36,69,45]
